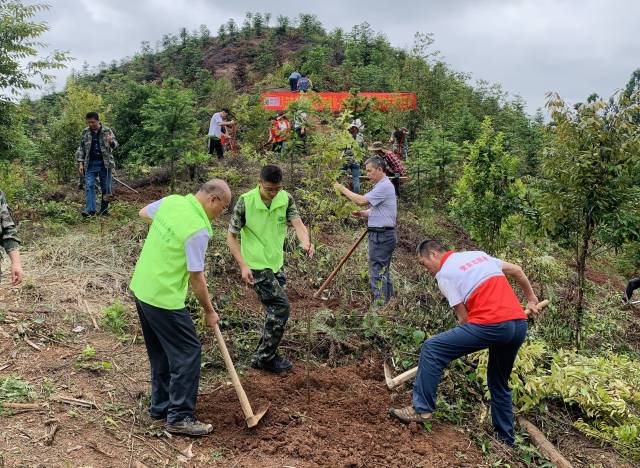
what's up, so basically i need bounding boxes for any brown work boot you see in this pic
[389,406,432,423]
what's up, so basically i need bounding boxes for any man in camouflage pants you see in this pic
[227,165,314,373]
[0,190,23,286]
[76,112,118,217]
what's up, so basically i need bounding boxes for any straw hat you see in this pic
[368,141,387,152]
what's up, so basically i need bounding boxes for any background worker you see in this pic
[76,112,118,217]
[368,141,405,196]
[342,120,365,194]
[333,156,397,306]
[0,189,23,286]
[624,276,640,303]
[390,239,540,446]
[288,70,301,91]
[268,111,291,156]
[129,179,231,436]
[227,165,314,373]
[208,108,235,160]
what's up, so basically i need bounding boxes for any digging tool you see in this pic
[313,228,368,299]
[384,299,550,389]
[212,324,269,428]
[113,175,139,194]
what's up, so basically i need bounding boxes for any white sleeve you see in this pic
[437,277,463,307]
[144,199,164,219]
[490,256,503,269]
[184,229,210,272]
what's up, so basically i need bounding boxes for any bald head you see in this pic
[196,179,232,220]
[198,179,231,200]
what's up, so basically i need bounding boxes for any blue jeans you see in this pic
[412,319,528,445]
[343,162,361,194]
[85,159,112,213]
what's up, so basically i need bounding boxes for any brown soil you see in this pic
[196,357,483,467]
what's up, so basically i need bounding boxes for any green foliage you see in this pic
[537,91,640,346]
[79,345,96,360]
[408,128,461,200]
[451,117,525,250]
[0,376,35,404]
[474,342,640,459]
[137,77,198,189]
[100,301,128,336]
[0,1,68,99]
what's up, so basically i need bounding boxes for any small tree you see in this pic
[450,117,525,250]
[275,15,289,36]
[408,128,460,198]
[139,78,198,190]
[538,92,640,348]
[226,18,238,41]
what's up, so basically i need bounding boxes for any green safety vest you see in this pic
[129,194,212,310]
[240,186,289,272]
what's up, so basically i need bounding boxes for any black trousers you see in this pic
[135,298,201,424]
[208,137,224,159]
[625,277,640,300]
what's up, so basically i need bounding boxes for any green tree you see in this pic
[252,12,264,37]
[409,128,460,197]
[451,117,525,250]
[275,15,289,36]
[538,92,640,347]
[0,1,68,99]
[139,78,198,190]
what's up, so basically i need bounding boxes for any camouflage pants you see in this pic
[251,268,290,364]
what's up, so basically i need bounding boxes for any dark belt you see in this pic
[367,226,395,232]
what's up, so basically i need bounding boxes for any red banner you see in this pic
[261,92,417,112]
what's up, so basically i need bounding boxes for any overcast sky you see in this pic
[33,0,640,114]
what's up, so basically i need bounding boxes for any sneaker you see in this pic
[81,211,96,218]
[389,406,432,423]
[251,354,293,374]
[165,416,213,436]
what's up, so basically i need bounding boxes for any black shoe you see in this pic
[252,354,293,374]
[81,211,96,218]
[165,416,213,436]
[99,210,110,217]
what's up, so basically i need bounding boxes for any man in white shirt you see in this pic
[208,108,235,160]
[389,239,540,446]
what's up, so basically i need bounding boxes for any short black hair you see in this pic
[221,108,230,113]
[416,239,446,257]
[86,112,100,121]
[260,164,283,184]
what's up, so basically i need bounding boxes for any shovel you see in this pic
[212,324,269,428]
[384,299,550,389]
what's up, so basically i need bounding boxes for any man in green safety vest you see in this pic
[130,179,231,436]
[227,165,314,374]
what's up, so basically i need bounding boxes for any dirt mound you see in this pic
[196,357,483,467]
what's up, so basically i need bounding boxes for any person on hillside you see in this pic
[0,190,23,286]
[297,74,312,93]
[288,70,301,91]
[129,179,232,436]
[333,156,397,306]
[389,127,409,160]
[623,277,640,303]
[293,110,308,155]
[368,141,405,196]
[342,121,366,194]
[227,165,314,374]
[389,239,540,446]
[268,111,291,156]
[208,108,235,160]
[76,112,118,217]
